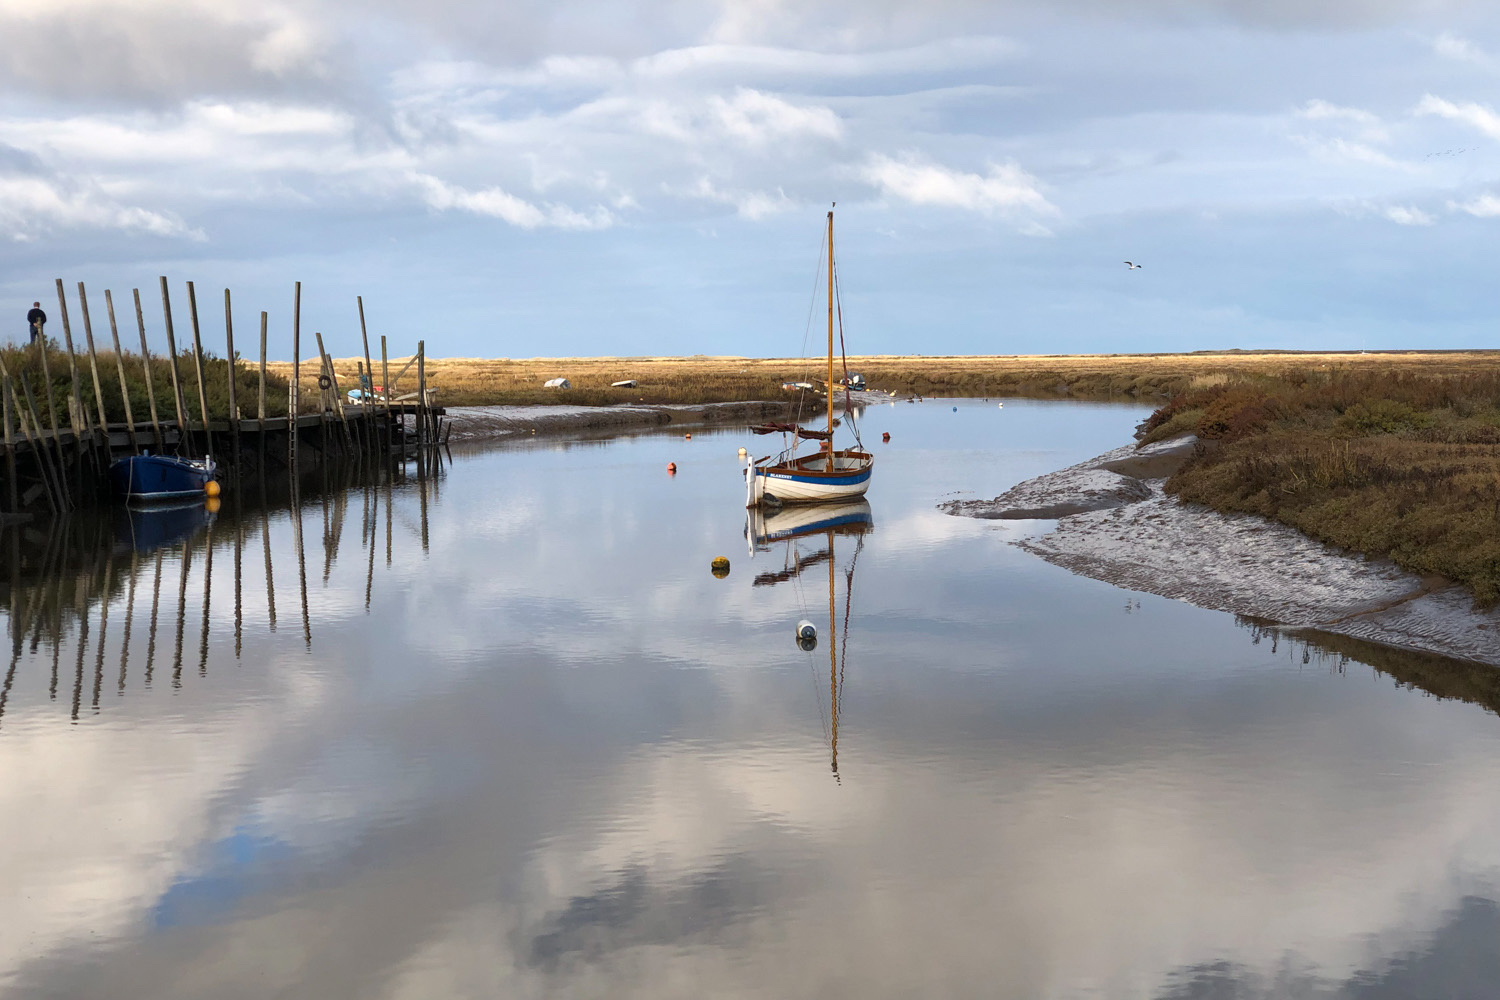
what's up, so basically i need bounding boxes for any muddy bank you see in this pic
[944,436,1500,666]
[443,391,900,443]
[443,399,798,442]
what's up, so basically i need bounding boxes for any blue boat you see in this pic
[108,453,217,502]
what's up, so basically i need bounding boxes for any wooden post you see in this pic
[289,282,300,471]
[315,334,352,452]
[417,339,427,451]
[224,289,240,478]
[132,290,163,451]
[358,296,375,453]
[32,309,65,479]
[159,278,192,457]
[16,374,66,510]
[257,312,268,432]
[53,280,92,491]
[380,335,391,455]
[76,283,110,440]
[2,372,15,514]
[104,291,139,454]
[186,282,212,459]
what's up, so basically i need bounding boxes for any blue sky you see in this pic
[2,0,1500,359]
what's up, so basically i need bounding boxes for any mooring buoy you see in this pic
[204,479,221,498]
[667,462,677,474]
[711,556,730,578]
[881,431,890,442]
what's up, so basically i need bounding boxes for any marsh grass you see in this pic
[1143,365,1500,604]
[273,350,1500,408]
[0,340,290,428]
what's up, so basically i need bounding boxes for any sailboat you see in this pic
[745,206,873,508]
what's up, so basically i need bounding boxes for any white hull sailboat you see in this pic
[746,207,873,508]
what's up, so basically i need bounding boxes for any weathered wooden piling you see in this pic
[77,284,111,440]
[224,289,240,477]
[104,291,140,454]
[159,278,193,458]
[289,282,301,472]
[185,282,213,458]
[132,289,164,449]
[53,280,91,447]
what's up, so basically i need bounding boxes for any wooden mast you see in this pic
[826,206,835,459]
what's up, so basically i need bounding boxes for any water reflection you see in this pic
[5,403,1500,998]
[749,500,872,781]
[0,454,445,732]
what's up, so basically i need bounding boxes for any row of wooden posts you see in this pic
[3,278,444,515]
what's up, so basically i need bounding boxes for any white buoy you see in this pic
[796,620,816,640]
[738,447,747,456]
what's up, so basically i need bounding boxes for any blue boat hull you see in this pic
[109,455,217,501]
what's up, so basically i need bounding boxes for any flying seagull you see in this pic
[1124,261,1143,269]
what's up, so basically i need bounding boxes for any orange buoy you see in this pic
[667,462,677,474]
[204,479,221,498]
[881,432,890,442]
[685,433,692,440]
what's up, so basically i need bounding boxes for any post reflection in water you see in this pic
[0,453,443,734]
[749,500,872,781]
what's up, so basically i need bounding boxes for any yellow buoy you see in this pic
[204,479,221,498]
[711,556,730,579]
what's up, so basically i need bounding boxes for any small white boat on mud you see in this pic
[746,207,873,508]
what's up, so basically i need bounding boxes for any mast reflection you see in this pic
[748,500,872,782]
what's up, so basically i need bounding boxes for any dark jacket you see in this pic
[26,308,45,327]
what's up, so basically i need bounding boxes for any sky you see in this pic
[3,0,1500,360]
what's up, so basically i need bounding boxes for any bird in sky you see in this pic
[1124,261,1143,269]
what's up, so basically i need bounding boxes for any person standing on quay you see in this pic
[26,301,45,345]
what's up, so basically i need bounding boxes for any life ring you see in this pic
[317,373,331,390]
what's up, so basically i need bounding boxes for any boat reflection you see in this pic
[748,500,871,782]
[112,499,215,554]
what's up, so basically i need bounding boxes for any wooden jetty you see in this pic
[0,279,448,514]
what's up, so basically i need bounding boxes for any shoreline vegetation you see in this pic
[1137,363,1500,607]
[1,341,290,428]
[276,349,1500,408]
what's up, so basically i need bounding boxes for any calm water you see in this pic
[3,399,1500,999]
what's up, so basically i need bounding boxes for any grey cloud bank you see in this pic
[2,0,1499,357]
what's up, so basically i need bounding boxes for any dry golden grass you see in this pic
[267,350,1500,408]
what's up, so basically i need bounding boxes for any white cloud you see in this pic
[685,177,794,218]
[412,173,614,230]
[860,153,1056,226]
[1453,192,1500,217]
[0,174,201,240]
[1299,99,1379,124]
[708,88,843,145]
[1414,94,1500,139]
[1383,204,1434,225]
[1433,31,1494,67]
